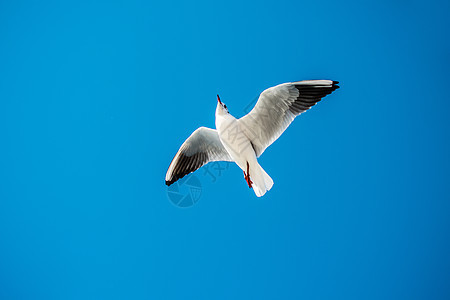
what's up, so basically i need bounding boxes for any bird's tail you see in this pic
[251,162,274,197]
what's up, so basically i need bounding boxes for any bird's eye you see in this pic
[224,105,227,109]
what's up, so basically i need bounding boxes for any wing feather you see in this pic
[239,80,339,157]
[165,127,233,186]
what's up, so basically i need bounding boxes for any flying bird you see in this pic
[165,80,340,197]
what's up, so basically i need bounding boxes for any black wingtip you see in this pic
[165,172,188,186]
[332,81,340,90]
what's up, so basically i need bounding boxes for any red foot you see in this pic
[243,162,253,188]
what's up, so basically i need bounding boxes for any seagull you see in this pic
[165,80,340,197]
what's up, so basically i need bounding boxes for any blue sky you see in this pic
[1,0,449,299]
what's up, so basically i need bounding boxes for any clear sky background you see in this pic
[1,0,449,299]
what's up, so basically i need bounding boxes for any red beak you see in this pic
[217,94,222,105]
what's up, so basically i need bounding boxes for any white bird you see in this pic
[165,80,340,197]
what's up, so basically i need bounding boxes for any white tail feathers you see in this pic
[251,163,274,197]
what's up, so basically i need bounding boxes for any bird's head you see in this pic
[216,94,229,115]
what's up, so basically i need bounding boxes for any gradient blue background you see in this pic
[1,0,449,299]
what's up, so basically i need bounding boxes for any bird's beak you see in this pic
[217,94,222,105]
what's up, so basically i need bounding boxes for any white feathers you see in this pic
[165,80,339,196]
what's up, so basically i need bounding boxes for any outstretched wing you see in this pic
[239,80,339,157]
[165,127,233,186]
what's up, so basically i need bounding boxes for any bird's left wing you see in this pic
[165,127,233,186]
[239,80,339,157]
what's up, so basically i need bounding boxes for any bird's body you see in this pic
[215,111,251,172]
[215,109,273,196]
[165,80,340,197]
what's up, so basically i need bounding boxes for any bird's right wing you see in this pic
[165,127,233,186]
[239,80,339,157]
